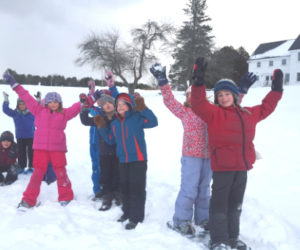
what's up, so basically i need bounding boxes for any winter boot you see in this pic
[113,191,122,206]
[59,200,71,206]
[92,190,105,201]
[125,221,138,230]
[99,193,112,211]
[167,221,196,237]
[17,200,33,211]
[229,238,250,250]
[210,242,231,250]
[117,214,129,222]
[198,219,210,232]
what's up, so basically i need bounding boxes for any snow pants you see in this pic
[173,156,212,226]
[0,163,18,185]
[99,154,119,195]
[90,143,101,194]
[209,171,247,245]
[119,161,147,223]
[17,138,33,169]
[22,150,73,206]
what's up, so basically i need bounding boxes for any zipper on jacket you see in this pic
[120,120,128,162]
[234,107,249,170]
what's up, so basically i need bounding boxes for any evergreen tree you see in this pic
[169,0,213,90]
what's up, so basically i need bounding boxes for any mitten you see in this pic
[79,93,89,110]
[88,80,95,95]
[93,115,106,128]
[34,91,42,102]
[134,96,146,112]
[3,91,9,103]
[105,71,114,88]
[3,70,19,89]
[271,69,283,92]
[192,57,207,86]
[149,63,168,86]
[93,89,103,101]
[239,72,257,94]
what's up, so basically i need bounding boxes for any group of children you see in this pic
[1,58,282,248]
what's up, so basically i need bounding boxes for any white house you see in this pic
[248,34,300,86]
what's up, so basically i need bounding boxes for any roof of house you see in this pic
[252,40,287,56]
[289,34,300,50]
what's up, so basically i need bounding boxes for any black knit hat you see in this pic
[0,131,14,142]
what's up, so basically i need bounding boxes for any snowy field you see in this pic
[0,83,299,250]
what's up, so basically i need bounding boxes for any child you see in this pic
[95,92,158,230]
[2,92,35,174]
[150,63,211,236]
[190,58,283,250]
[3,71,97,209]
[0,131,19,185]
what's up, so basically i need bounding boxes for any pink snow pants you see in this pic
[22,150,74,206]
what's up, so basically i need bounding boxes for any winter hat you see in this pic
[0,131,14,142]
[44,92,62,104]
[116,93,135,109]
[214,79,239,103]
[99,94,115,108]
[17,98,25,105]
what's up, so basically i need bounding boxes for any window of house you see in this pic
[269,60,273,66]
[266,76,269,81]
[257,62,261,68]
[282,59,286,65]
[285,73,289,84]
[297,73,300,81]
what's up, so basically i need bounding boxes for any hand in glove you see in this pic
[149,63,168,86]
[105,71,114,88]
[3,70,19,89]
[93,115,106,128]
[88,80,95,95]
[271,69,283,92]
[93,89,103,101]
[134,95,146,112]
[34,91,42,102]
[3,91,9,103]
[192,57,207,86]
[239,72,257,94]
[79,93,89,110]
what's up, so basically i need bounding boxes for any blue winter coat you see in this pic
[2,102,35,139]
[99,108,158,163]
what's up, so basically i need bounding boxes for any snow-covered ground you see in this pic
[0,83,299,250]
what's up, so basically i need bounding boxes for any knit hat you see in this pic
[44,92,62,104]
[0,131,14,142]
[116,93,135,109]
[99,94,115,108]
[214,79,239,103]
[17,98,25,105]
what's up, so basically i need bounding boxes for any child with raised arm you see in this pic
[190,58,283,250]
[3,71,97,210]
[95,92,158,230]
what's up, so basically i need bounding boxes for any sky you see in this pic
[0,0,299,80]
[0,83,300,250]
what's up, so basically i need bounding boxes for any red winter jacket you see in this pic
[191,85,282,172]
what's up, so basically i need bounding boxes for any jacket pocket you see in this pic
[213,146,238,168]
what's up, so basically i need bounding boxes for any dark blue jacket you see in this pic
[2,102,35,139]
[100,108,158,163]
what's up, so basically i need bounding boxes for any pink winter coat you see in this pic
[160,84,209,158]
[14,85,81,152]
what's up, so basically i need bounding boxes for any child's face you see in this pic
[18,102,27,111]
[47,101,60,111]
[117,100,129,117]
[102,102,115,113]
[1,140,12,149]
[216,90,234,107]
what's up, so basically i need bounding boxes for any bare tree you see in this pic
[76,20,174,94]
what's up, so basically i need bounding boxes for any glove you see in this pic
[79,93,89,110]
[93,115,106,128]
[93,89,103,101]
[34,91,42,102]
[271,69,283,92]
[3,70,18,89]
[105,71,114,88]
[239,72,257,94]
[134,96,146,112]
[3,91,9,103]
[88,80,95,95]
[192,57,207,86]
[149,63,168,86]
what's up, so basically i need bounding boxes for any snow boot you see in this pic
[92,190,105,201]
[210,242,231,250]
[229,238,250,250]
[99,193,112,211]
[113,191,122,206]
[17,200,33,212]
[59,200,71,206]
[117,214,128,222]
[125,221,138,230]
[167,220,196,238]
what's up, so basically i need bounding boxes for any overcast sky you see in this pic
[0,0,299,80]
